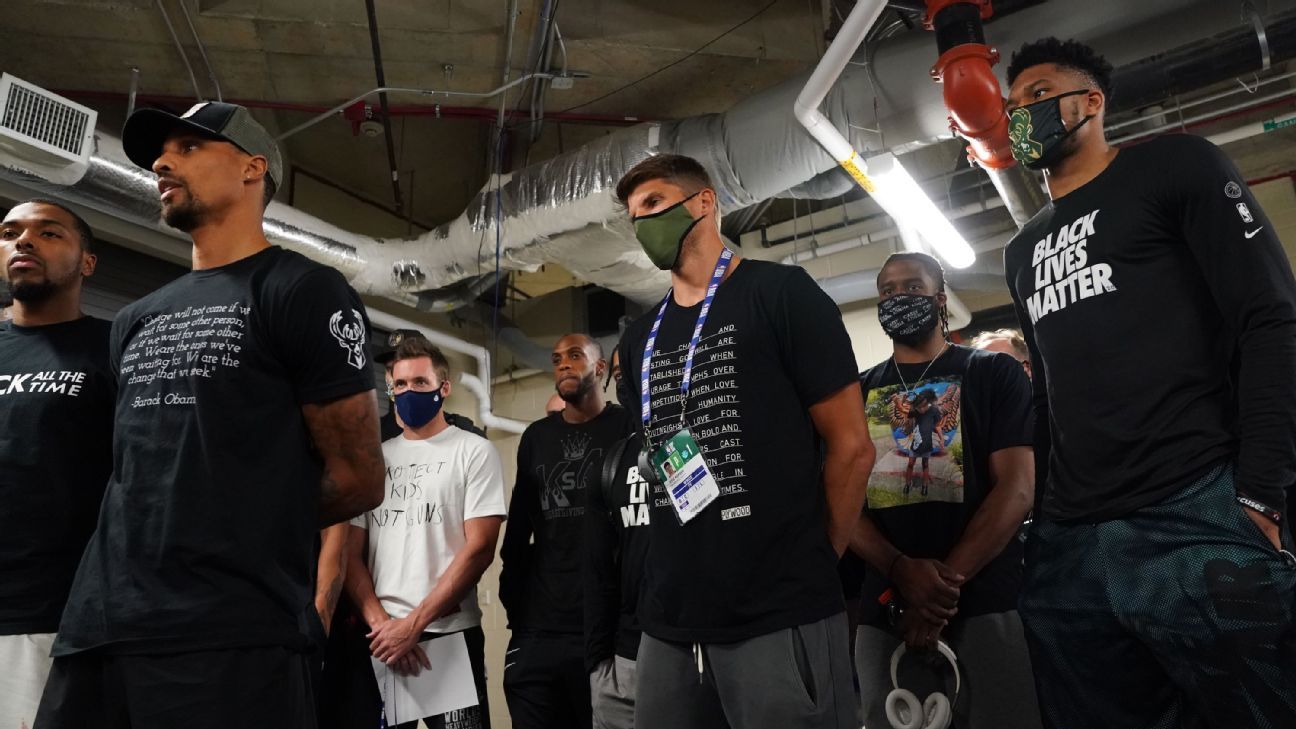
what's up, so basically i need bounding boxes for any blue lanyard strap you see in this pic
[640,248,734,429]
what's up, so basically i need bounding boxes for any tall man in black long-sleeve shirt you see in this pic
[1003,38,1296,728]
[500,334,632,729]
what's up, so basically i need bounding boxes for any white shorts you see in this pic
[0,633,56,729]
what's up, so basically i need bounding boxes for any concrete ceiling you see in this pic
[0,0,829,227]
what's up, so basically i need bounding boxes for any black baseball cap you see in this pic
[375,328,428,365]
[122,101,282,188]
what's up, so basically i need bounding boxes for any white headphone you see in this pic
[884,640,961,729]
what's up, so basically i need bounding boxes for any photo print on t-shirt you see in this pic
[865,375,964,508]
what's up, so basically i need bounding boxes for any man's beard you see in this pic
[888,329,935,349]
[163,194,208,232]
[6,276,56,304]
[558,372,597,405]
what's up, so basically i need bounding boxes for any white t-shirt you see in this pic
[351,425,507,634]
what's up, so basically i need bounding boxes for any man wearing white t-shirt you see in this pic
[345,337,507,729]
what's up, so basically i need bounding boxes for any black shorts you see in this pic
[1020,462,1296,728]
[34,645,316,729]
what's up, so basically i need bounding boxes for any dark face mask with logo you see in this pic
[878,293,941,347]
[395,384,445,429]
[632,191,705,270]
[1009,89,1094,170]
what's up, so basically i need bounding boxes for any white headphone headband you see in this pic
[889,640,962,703]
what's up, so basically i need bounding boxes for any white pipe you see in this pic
[793,0,976,269]
[366,308,529,434]
[792,0,887,166]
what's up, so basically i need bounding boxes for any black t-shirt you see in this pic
[1005,135,1296,521]
[618,259,858,643]
[0,317,114,634]
[584,433,649,669]
[54,246,375,656]
[500,404,633,634]
[847,345,1033,623]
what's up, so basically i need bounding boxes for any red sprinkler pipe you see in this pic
[925,0,1016,169]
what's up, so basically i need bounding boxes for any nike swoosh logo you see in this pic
[506,648,521,655]
[505,662,516,670]
[1246,227,1264,238]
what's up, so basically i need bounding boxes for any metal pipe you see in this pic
[498,0,521,130]
[177,0,222,102]
[1111,86,1296,145]
[1105,68,1296,133]
[985,164,1047,228]
[59,86,629,127]
[154,0,204,101]
[362,0,405,217]
[794,0,977,268]
[127,67,140,117]
[273,74,557,140]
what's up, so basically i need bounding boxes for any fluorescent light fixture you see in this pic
[863,152,976,269]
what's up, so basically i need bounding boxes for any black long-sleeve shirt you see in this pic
[1005,134,1296,521]
[583,433,650,671]
[499,404,632,633]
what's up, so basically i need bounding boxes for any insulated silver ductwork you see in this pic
[0,0,1271,312]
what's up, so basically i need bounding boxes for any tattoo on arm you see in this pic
[303,391,384,526]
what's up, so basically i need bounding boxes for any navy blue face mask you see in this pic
[395,386,445,429]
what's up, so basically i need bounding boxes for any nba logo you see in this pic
[1237,203,1254,223]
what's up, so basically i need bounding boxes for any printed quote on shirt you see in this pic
[121,302,249,408]
[646,323,750,521]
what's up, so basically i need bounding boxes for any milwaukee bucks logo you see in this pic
[1009,107,1043,163]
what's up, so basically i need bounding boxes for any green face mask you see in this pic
[632,191,704,270]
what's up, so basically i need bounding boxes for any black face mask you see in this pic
[1009,89,1094,170]
[878,294,940,346]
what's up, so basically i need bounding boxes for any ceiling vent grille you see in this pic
[0,74,96,181]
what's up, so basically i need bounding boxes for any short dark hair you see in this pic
[17,198,95,252]
[392,336,451,384]
[1007,37,1114,100]
[615,154,714,208]
[879,251,946,292]
[262,175,277,208]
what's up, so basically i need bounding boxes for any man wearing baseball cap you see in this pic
[34,102,385,728]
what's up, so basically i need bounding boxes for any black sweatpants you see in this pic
[502,630,590,729]
[33,645,316,729]
[1021,462,1296,729]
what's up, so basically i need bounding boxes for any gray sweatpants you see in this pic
[854,610,1042,729]
[636,612,859,729]
[590,655,637,729]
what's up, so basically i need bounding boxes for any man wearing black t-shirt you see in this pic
[35,102,384,729]
[501,333,633,729]
[849,252,1040,729]
[1003,39,1296,727]
[0,200,114,729]
[616,154,873,729]
[585,348,649,729]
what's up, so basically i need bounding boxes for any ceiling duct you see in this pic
[0,0,1274,313]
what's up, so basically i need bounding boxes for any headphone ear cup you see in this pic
[923,692,952,729]
[885,688,924,729]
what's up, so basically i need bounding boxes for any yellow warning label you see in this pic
[840,154,876,193]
